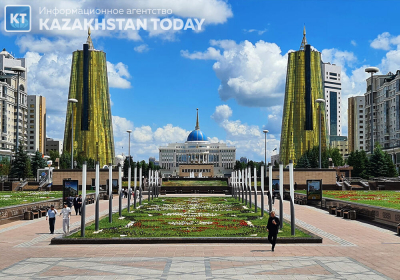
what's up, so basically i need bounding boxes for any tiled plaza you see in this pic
[0,195,398,279]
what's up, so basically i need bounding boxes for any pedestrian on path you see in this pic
[76,195,82,215]
[60,203,71,234]
[267,211,280,252]
[73,195,79,215]
[46,205,58,234]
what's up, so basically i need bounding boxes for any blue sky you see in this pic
[1,0,400,162]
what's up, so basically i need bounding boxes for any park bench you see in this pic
[39,208,47,217]
[343,209,357,220]
[31,210,40,219]
[24,211,33,220]
[329,206,337,215]
[397,224,400,235]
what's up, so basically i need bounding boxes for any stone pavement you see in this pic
[0,194,399,279]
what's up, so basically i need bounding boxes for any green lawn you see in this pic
[0,191,95,208]
[122,181,140,187]
[69,197,309,238]
[162,180,227,187]
[296,190,400,210]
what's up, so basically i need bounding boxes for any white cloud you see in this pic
[351,40,357,46]
[154,124,190,143]
[16,35,86,54]
[112,116,134,136]
[182,40,288,107]
[134,44,149,53]
[133,126,153,143]
[370,32,392,50]
[370,32,400,51]
[243,28,268,35]
[321,48,357,68]
[181,47,221,60]
[107,62,131,89]
[112,122,190,160]
[211,105,232,123]
[212,105,261,139]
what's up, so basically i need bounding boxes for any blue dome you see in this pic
[187,129,208,142]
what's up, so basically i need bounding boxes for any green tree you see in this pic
[49,150,60,164]
[10,142,32,179]
[325,147,344,167]
[0,157,11,176]
[384,152,398,177]
[347,150,370,179]
[273,160,279,168]
[60,152,71,169]
[123,156,135,177]
[296,152,311,168]
[31,150,47,178]
[369,145,388,178]
[234,160,242,170]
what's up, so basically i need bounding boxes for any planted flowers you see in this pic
[71,197,308,238]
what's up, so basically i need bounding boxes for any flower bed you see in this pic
[0,190,95,208]
[296,190,400,210]
[69,197,309,238]
[162,180,227,187]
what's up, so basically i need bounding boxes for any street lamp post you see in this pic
[365,67,379,154]
[68,98,78,169]
[11,66,25,153]
[315,99,325,169]
[127,130,132,211]
[263,130,269,165]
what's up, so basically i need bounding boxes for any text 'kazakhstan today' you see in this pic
[39,18,205,31]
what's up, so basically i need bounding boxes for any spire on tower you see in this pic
[300,25,307,50]
[195,108,200,130]
[86,27,94,50]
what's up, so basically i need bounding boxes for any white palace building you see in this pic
[159,109,236,177]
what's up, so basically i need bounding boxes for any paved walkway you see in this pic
[0,194,398,279]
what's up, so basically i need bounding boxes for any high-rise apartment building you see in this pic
[63,30,115,166]
[322,63,342,137]
[348,96,365,153]
[365,71,400,154]
[27,95,46,154]
[279,27,328,165]
[0,48,28,158]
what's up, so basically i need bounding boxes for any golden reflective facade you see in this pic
[279,44,328,166]
[63,34,114,166]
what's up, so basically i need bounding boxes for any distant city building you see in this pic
[364,71,400,169]
[280,27,328,165]
[149,156,159,166]
[330,136,348,157]
[348,96,365,153]
[63,30,115,166]
[239,157,248,164]
[45,137,63,155]
[27,95,46,154]
[322,62,342,136]
[0,48,28,158]
[159,109,236,177]
[271,154,280,165]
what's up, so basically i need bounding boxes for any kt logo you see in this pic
[4,5,31,32]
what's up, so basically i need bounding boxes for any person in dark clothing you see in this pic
[294,182,298,191]
[73,195,78,214]
[267,211,280,252]
[75,195,82,215]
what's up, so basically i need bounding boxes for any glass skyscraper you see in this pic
[63,30,115,166]
[279,28,328,165]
